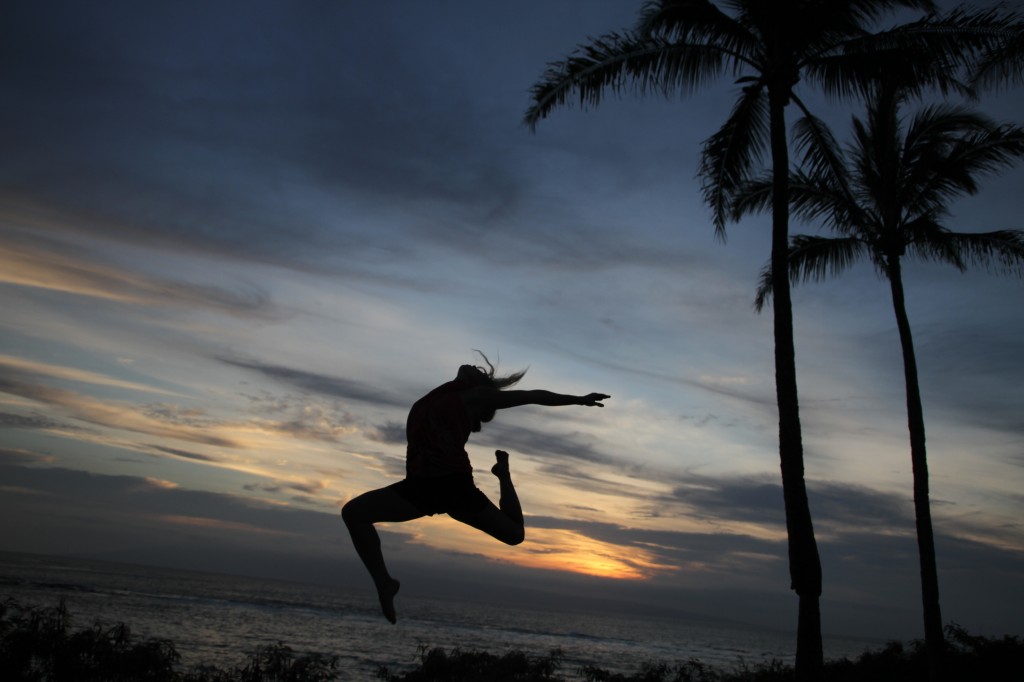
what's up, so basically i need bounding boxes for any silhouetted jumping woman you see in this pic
[342,355,609,623]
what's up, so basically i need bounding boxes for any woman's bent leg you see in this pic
[491,449,523,527]
[341,485,424,623]
[449,451,525,546]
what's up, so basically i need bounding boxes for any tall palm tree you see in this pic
[745,81,1024,680]
[524,2,1017,677]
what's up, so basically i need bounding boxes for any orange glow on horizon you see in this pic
[400,523,678,581]
[510,527,678,580]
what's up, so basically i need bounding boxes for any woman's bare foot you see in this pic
[376,578,400,624]
[491,450,510,479]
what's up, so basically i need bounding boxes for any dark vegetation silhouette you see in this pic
[742,77,1024,679]
[7,599,1023,682]
[0,598,338,682]
[524,2,1020,678]
[342,355,608,624]
[379,631,1024,681]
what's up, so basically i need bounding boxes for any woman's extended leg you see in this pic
[341,485,424,623]
[449,450,525,546]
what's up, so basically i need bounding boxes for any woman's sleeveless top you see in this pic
[405,379,473,477]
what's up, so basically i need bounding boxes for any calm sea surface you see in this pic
[0,552,878,679]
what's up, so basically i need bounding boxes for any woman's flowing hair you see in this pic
[471,350,526,390]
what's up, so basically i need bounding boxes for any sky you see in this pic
[2,0,1023,645]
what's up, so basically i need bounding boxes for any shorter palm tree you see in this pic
[741,81,1024,681]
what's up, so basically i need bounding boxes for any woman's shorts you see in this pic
[389,472,490,517]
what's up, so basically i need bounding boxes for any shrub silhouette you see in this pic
[0,598,178,681]
[0,599,339,682]
[376,646,564,681]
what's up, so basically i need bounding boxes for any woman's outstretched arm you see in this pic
[464,387,609,412]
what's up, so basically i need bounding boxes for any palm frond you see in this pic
[902,111,1024,216]
[730,168,863,234]
[729,172,773,221]
[698,82,768,236]
[754,234,868,311]
[901,216,965,270]
[808,5,1022,101]
[638,0,759,60]
[940,123,1024,184]
[876,5,1020,67]
[789,234,869,284]
[791,108,849,189]
[809,40,962,100]
[902,103,995,156]
[840,0,936,25]
[788,176,869,237]
[753,260,774,312]
[737,0,935,66]
[524,32,730,130]
[971,25,1024,91]
[922,229,1024,275]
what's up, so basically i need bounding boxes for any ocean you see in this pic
[0,552,878,679]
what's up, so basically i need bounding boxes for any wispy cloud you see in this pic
[0,411,78,432]
[243,479,327,497]
[0,354,174,396]
[0,371,240,448]
[368,420,406,445]
[0,230,281,319]
[158,514,293,536]
[148,444,220,463]
[0,446,56,465]
[483,420,615,466]
[223,358,408,408]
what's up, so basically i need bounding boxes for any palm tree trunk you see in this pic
[769,87,823,681]
[887,258,945,681]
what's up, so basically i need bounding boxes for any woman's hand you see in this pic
[578,393,610,407]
